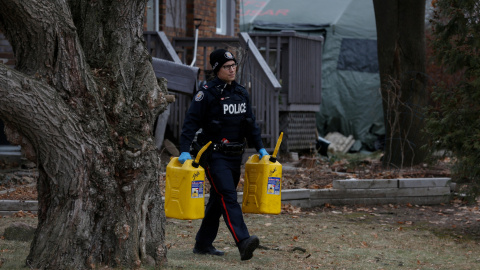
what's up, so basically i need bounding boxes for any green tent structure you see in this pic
[241,0,384,152]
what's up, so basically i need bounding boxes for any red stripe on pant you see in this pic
[207,167,240,243]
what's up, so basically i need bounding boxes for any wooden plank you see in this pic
[156,31,182,63]
[276,37,281,80]
[265,36,270,66]
[151,57,198,94]
[239,33,281,89]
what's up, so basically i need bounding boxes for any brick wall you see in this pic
[151,0,241,39]
[191,0,240,38]
[190,0,216,74]
[194,0,217,38]
[193,0,240,77]
[147,0,240,74]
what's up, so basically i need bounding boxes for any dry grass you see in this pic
[2,203,478,269]
[0,152,469,269]
[0,215,36,269]
[163,207,480,270]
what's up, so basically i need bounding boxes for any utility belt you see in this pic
[212,141,246,156]
[192,134,246,159]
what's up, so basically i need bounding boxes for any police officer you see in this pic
[178,49,269,261]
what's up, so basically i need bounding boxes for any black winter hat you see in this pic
[210,49,236,74]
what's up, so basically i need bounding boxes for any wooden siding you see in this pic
[249,31,323,108]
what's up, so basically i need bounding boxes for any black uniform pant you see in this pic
[195,152,250,248]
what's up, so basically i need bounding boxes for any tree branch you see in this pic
[0,63,99,190]
[0,0,94,97]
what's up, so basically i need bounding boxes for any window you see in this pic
[216,0,235,35]
[166,0,186,31]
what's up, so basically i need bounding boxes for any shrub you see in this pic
[426,0,480,199]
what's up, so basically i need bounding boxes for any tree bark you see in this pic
[373,0,429,168]
[0,0,168,268]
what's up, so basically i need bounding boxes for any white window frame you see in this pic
[216,0,235,35]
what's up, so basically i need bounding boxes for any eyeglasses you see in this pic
[222,63,237,70]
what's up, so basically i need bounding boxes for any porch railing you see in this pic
[238,32,281,150]
[143,31,182,63]
[144,31,192,142]
[248,31,323,111]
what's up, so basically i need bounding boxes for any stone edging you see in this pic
[278,177,454,208]
[0,178,454,216]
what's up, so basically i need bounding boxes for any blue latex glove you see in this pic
[258,148,269,159]
[179,152,192,164]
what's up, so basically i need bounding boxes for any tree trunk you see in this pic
[373,0,429,168]
[0,0,169,268]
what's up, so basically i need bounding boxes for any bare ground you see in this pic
[2,152,480,269]
[1,151,478,240]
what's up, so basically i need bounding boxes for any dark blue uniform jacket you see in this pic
[180,77,264,153]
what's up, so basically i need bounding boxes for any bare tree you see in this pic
[373,0,429,168]
[0,0,168,268]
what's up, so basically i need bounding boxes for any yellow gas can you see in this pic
[165,142,211,220]
[242,133,283,214]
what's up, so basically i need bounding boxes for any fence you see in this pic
[248,31,323,109]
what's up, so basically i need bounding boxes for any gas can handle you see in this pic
[193,141,212,168]
[269,132,283,163]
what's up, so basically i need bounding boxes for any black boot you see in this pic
[193,244,225,256]
[237,235,259,261]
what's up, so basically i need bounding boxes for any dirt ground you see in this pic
[1,151,478,240]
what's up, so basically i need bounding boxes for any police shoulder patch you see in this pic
[195,91,204,101]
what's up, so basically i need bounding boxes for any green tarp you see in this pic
[241,0,384,151]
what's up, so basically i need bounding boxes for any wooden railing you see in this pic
[143,31,182,63]
[249,31,323,110]
[144,31,191,141]
[238,32,281,149]
[172,36,239,78]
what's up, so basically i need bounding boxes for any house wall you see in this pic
[147,0,240,74]
[3,1,243,68]
[154,0,240,38]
